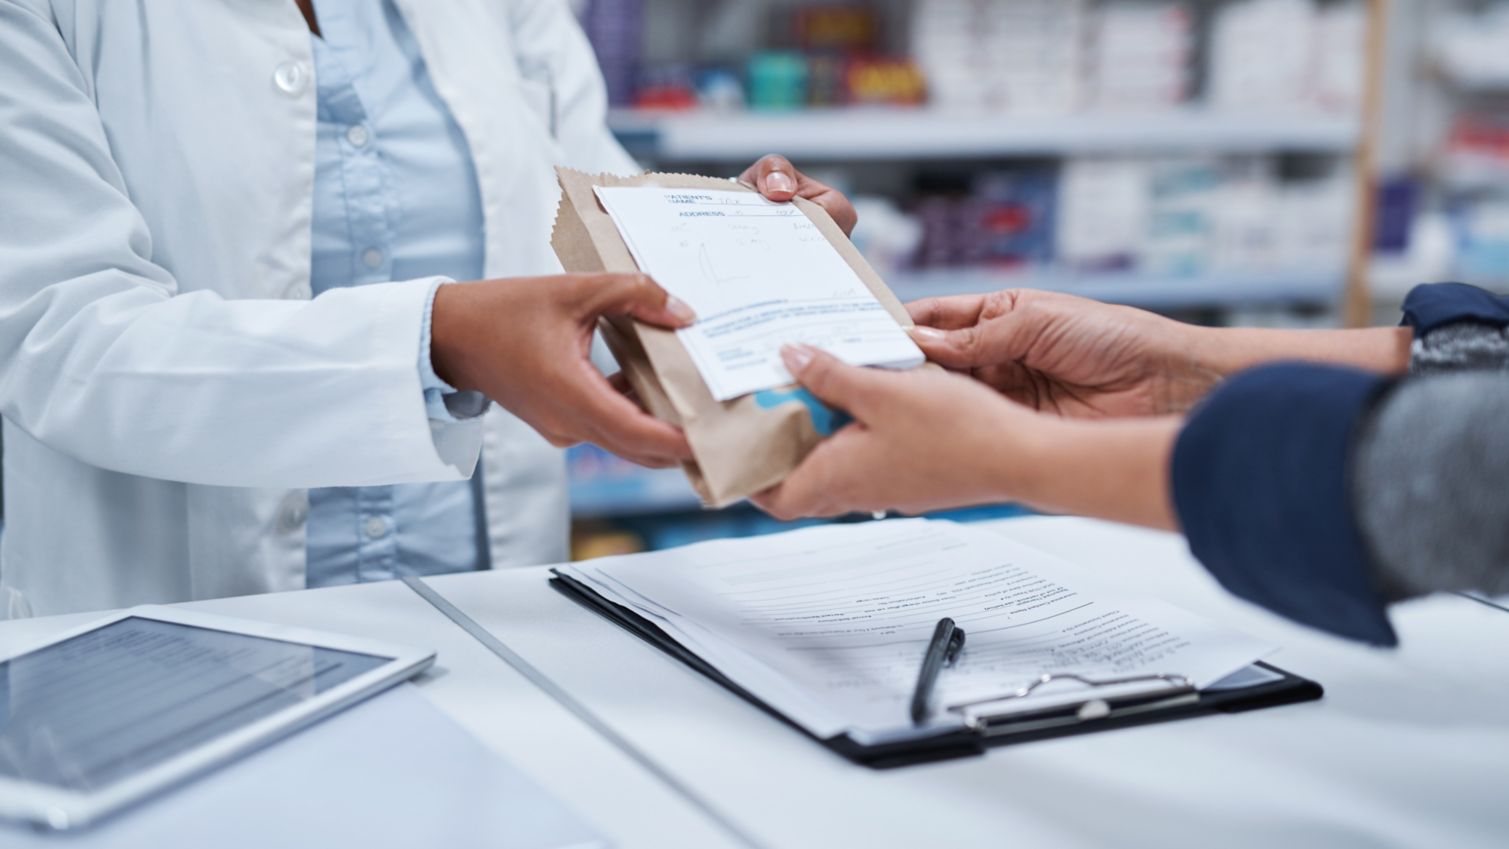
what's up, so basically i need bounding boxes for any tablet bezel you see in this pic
[0,604,436,831]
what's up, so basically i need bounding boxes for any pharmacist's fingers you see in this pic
[742,154,799,202]
[608,370,645,409]
[780,344,887,419]
[799,180,858,236]
[740,155,859,235]
[577,371,693,465]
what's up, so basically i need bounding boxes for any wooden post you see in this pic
[1343,0,1389,328]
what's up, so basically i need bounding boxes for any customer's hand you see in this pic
[905,290,1220,418]
[430,273,695,468]
[752,344,1182,530]
[752,345,1044,519]
[740,154,857,236]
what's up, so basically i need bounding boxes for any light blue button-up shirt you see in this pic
[305,0,489,587]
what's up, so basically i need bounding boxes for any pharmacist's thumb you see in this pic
[781,345,875,418]
[587,273,698,329]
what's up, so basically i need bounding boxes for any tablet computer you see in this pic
[0,605,436,831]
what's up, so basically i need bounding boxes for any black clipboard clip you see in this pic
[945,672,1199,737]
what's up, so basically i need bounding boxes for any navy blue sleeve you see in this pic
[1171,364,1398,645]
[1401,282,1509,334]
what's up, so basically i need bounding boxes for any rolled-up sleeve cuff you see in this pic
[1171,363,1399,645]
[1401,282,1509,334]
[419,280,490,422]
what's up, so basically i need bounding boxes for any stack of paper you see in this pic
[556,519,1273,744]
[593,186,923,401]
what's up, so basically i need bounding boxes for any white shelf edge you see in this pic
[610,108,1361,161]
[886,268,1347,310]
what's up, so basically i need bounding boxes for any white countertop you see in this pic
[3,517,1506,849]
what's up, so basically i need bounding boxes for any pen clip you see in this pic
[944,627,966,665]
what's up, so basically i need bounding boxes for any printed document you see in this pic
[557,519,1272,741]
[594,186,924,401]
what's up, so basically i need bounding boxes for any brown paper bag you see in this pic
[550,167,920,508]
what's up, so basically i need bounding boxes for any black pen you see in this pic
[910,617,966,724]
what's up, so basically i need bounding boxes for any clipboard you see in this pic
[550,573,1324,770]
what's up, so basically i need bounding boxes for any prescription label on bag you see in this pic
[593,186,923,401]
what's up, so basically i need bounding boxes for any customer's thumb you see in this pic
[780,345,875,417]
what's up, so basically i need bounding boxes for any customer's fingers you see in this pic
[751,430,867,521]
[905,294,990,330]
[906,311,1038,371]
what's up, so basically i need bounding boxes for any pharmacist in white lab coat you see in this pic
[0,0,855,618]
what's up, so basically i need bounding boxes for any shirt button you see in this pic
[279,498,309,533]
[363,516,388,539]
[346,125,370,147]
[362,248,384,269]
[272,61,309,96]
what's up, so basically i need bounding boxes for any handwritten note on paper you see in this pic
[593,186,924,401]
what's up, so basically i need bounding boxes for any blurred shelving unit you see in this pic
[569,0,1390,546]
[609,107,1360,161]
[886,266,1347,308]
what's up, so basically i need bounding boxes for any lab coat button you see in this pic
[272,61,309,96]
[363,517,388,539]
[346,125,370,147]
[362,248,384,269]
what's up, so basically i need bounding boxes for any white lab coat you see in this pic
[0,0,637,617]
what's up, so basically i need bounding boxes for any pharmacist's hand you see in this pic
[430,274,695,468]
[905,289,1220,419]
[752,346,1041,519]
[739,154,857,236]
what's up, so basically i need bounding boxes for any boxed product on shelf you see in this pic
[1207,0,1363,115]
[1208,0,1316,110]
[1084,2,1192,109]
[1141,158,1221,276]
[1052,156,1352,277]
[1271,166,1355,272]
[1452,198,1509,281]
[1312,1,1366,113]
[1056,157,1148,270]
[1430,2,1509,87]
[912,167,1058,268]
[911,0,1086,113]
[578,0,643,108]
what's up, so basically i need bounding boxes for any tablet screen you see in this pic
[0,617,391,793]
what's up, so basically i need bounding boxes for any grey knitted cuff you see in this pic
[1410,323,1509,374]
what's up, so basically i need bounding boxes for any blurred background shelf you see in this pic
[886,267,1346,308]
[609,108,1360,161]
[568,461,702,519]
[564,0,1509,553]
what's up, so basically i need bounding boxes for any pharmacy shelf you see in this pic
[570,468,702,519]
[609,107,1361,162]
[886,267,1348,310]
